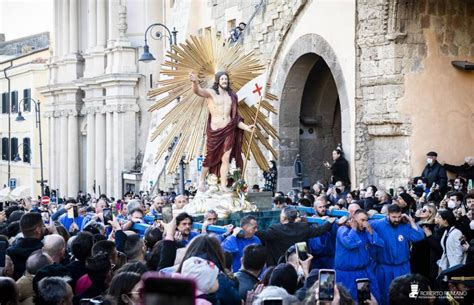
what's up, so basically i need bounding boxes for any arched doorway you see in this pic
[272,34,351,191]
[299,57,341,185]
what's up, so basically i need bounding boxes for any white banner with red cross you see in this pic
[237,72,267,107]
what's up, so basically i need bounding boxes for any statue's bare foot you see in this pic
[198,180,206,192]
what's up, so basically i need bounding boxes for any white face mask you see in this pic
[447,200,456,209]
[454,185,460,190]
[470,220,474,230]
[427,158,433,164]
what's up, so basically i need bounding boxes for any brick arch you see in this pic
[270,33,351,191]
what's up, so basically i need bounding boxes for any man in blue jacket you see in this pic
[370,204,425,305]
[308,196,338,269]
[335,209,384,302]
[221,215,261,272]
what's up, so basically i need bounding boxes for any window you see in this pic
[1,138,8,160]
[227,19,236,32]
[23,88,31,112]
[23,137,31,163]
[11,138,18,161]
[1,92,8,114]
[11,91,18,113]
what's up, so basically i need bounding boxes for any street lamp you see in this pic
[13,143,31,162]
[138,23,178,62]
[138,22,185,194]
[15,98,46,198]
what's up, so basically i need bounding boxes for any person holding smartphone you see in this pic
[334,209,384,303]
[57,199,84,232]
[369,204,424,305]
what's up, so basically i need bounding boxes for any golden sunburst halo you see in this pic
[148,31,279,174]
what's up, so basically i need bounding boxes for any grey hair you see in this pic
[127,199,143,214]
[252,286,299,305]
[26,250,53,275]
[43,234,66,258]
[37,276,72,304]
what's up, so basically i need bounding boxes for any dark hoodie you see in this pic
[6,237,43,280]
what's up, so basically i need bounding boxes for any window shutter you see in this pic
[23,89,31,112]
[23,137,31,163]
[11,91,18,113]
[11,138,18,160]
[1,93,8,114]
[1,138,8,160]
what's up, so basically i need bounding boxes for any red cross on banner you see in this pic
[252,83,263,96]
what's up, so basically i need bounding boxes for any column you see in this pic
[67,114,79,197]
[86,112,96,195]
[96,0,107,48]
[105,111,113,196]
[59,115,68,197]
[48,116,56,190]
[95,112,106,195]
[87,0,97,49]
[107,0,119,47]
[53,115,61,191]
[54,0,61,57]
[61,0,70,55]
[69,0,78,54]
[112,112,121,197]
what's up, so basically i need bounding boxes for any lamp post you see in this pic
[139,23,185,194]
[15,98,46,198]
[138,23,177,62]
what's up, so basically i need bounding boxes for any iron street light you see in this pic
[15,98,46,198]
[13,143,31,162]
[138,22,185,195]
[138,23,177,62]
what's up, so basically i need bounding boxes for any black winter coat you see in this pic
[444,162,474,181]
[6,237,43,280]
[421,161,447,192]
[331,157,351,186]
[256,221,332,266]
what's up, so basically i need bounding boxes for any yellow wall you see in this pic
[0,50,50,198]
[399,30,474,177]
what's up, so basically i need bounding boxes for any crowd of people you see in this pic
[0,150,472,305]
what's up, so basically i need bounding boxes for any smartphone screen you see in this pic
[262,298,283,305]
[67,205,78,219]
[319,269,336,301]
[162,204,173,224]
[103,208,113,225]
[295,242,309,261]
[0,202,3,212]
[0,241,7,267]
[143,274,195,305]
[356,278,371,304]
[41,212,50,224]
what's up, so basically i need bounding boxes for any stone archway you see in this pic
[271,34,351,191]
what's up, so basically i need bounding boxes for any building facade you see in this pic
[142,0,474,192]
[0,32,50,197]
[39,0,171,198]
[4,0,472,198]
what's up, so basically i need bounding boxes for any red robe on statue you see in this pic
[202,91,244,177]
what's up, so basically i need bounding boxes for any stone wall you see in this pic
[355,0,474,189]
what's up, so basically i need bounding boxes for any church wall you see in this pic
[356,0,474,190]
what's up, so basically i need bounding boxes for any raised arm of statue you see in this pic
[189,73,212,98]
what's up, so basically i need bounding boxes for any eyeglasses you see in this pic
[207,218,217,221]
